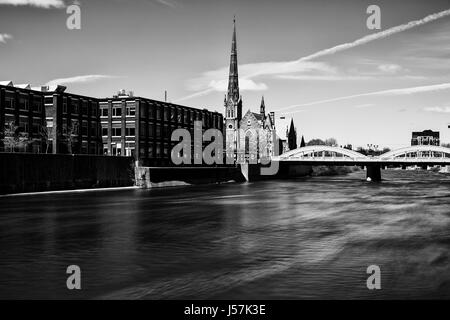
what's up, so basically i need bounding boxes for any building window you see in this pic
[71,120,79,134]
[90,123,97,137]
[71,101,79,114]
[102,127,108,137]
[32,118,42,135]
[82,101,88,115]
[63,99,68,114]
[149,106,155,119]
[112,127,122,137]
[33,100,42,113]
[101,107,108,117]
[112,105,122,117]
[62,119,68,134]
[156,124,161,138]
[19,96,29,111]
[164,108,170,121]
[148,145,154,157]
[5,96,15,109]
[156,107,161,120]
[91,102,98,117]
[82,121,88,136]
[148,124,154,137]
[126,106,136,117]
[19,117,29,133]
[125,127,136,136]
[156,143,161,157]
[163,143,169,158]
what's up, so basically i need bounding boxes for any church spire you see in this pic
[227,16,239,104]
[260,96,266,115]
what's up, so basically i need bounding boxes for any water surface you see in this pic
[1,170,450,299]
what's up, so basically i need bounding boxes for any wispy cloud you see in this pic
[46,75,117,86]
[354,103,375,109]
[155,0,178,8]
[423,106,450,113]
[277,82,450,114]
[0,0,65,8]
[377,63,403,74]
[176,61,334,102]
[0,33,13,43]
[178,8,450,102]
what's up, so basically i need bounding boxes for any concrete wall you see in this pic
[135,165,245,188]
[0,153,134,195]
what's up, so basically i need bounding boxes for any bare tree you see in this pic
[2,122,20,152]
[66,122,79,154]
[40,126,54,154]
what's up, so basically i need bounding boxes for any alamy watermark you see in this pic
[66,265,81,290]
[66,2,81,30]
[170,121,280,176]
[366,265,381,290]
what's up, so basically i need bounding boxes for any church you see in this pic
[224,18,277,163]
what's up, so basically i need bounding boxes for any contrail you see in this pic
[245,8,450,78]
[177,8,450,102]
[276,83,450,114]
[294,8,450,63]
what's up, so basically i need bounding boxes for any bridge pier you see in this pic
[366,164,382,182]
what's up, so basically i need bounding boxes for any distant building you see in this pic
[276,117,302,154]
[287,118,297,150]
[0,81,102,154]
[99,90,223,166]
[411,130,440,146]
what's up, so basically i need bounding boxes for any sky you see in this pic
[1,0,450,149]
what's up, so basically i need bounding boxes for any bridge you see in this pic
[271,145,450,181]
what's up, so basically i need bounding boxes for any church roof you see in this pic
[251,112,264,121]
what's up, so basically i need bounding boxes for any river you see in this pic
[1,170,450,299]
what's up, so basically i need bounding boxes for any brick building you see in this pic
[0,81,102,155]
[99,90,224,166]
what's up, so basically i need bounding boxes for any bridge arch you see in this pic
[276,145,368,160]
[380,145,450,160]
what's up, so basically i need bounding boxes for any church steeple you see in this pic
[260,96,265,116]
[227,16,240,106]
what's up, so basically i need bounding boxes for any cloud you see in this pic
[377,64,403,74]
[176,61,334,102]
[277,82,450,114]
[423,106,450,113]
[46,75,117,86]
[0,0,65,8]
[354,103,375,109]
[0,33,13,43]
[179,8,450,102]
[276,74,372,81]
[155,0,178,8]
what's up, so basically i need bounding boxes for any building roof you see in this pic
[0,80,13,86]
[251,112,264,121]
[15,84,31,90]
